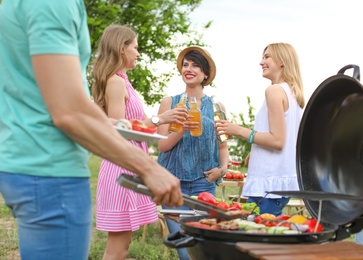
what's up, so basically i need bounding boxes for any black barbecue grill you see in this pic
[163,65,363,260]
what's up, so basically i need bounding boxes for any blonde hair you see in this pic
[91,24,137,112]
[264,43,305,108]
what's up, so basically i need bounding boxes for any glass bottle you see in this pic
[168,92,187,133]
[211,95,230,143]
[189,96,202,136]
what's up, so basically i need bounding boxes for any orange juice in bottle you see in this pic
[211,95,230,143]
[189,96,202,136]
[168,92,187,133]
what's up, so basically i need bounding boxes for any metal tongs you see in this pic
[117,174,235,220]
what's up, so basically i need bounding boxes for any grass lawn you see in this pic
[0,153,356,259]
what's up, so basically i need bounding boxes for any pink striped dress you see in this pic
[95,71,158,232]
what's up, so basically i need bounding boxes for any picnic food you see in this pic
[197,192,217,205]
[116,119,132,129]
[130,120,157,134]
[223,169,245,181]
[185,215,325,234]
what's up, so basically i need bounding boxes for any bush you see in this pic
[228,96,256,165]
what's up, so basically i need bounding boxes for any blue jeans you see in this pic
[163,178,216,260]
[247,196,290,216]
[356,230,363,244]
[0,172,92,260]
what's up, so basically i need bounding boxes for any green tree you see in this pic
[85,0,211,105]
[228,97,256,165]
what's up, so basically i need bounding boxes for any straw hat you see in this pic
[177,46,216,86]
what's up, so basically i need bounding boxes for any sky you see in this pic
[147,0,363,118]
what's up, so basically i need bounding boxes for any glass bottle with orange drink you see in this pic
[189,96,202,136]
[168,92,187,133]
[211,95,230,143]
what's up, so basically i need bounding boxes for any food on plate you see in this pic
[266,226,290,234]
[130,120,157,134]
[223,169,245,181]
[225,172,233,179]
[224,209,251,218]
[184,215,324,234]
[259,213,276,220]
[304,219,323,233]
[275,214,290,221]
[141,125,157,134]
[290,223,309,232]
[241,202,260,215]
[287,214,308,224]
[216,220,240,230]
[199,218,218,226]
[228,202,242,211]
[186,219,241,231]
[216,201,230,210]
[185,222,216,230]
[197,191,217,205]
[116,119,132,129]
[192,194,261,215]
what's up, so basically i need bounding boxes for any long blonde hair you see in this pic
[91,24,137,112]
[264,43,305,108]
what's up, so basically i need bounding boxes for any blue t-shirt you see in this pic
[158,94,219,181]
[0,0,91,177]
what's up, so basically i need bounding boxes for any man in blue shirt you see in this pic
[0,1,182,259]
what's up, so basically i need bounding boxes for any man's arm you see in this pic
[32,54,182,207]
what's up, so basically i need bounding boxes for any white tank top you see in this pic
[242,83,303,198]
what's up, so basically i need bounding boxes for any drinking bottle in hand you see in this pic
[212,95,230,143]
[168,92,187,133]
[189,96,202,136]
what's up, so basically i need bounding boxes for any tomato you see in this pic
[225,173,233,179]
[255,215,264,224]
[216,201,229,210]
[141,125,157,134]
[232,173,239,179]
[264,221,277,227]
[238,174,244,179]
[304,219,323,233]
[229,202,242,210]
[197,192,217,205]
[276,215,290,221]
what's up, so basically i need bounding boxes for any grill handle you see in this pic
[164,231,197,249]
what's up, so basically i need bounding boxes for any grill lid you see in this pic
[294,64,363,225]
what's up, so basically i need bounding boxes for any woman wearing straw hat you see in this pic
[157,46,230,260]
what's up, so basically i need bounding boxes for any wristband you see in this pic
[248,130,257,144]
[219,166,227,177]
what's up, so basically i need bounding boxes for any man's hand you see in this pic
[141,166,183,207]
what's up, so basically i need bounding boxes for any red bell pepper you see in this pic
[229,202,242,211]
[305,219,323,233]
[197,192,217,205]
[275,215,290,221]
[216,201,230,210]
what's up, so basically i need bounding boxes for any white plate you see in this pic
[114,126,167,142]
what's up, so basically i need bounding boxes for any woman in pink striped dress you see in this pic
[91,25,187,260]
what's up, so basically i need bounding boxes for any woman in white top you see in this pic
[216,43,305,216]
